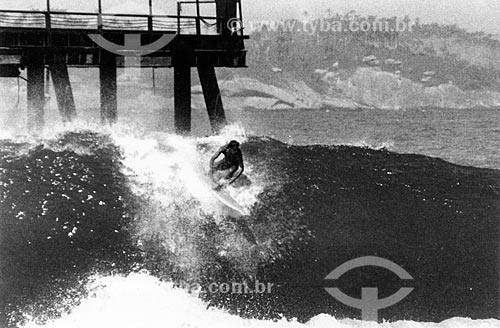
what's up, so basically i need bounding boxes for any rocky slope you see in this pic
[192,77,366,110]
[333,68,500,110]
[191,67,500,111]
[215,16,500,111]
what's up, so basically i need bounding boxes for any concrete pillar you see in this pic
[197,65,226,134]
[99,51,117,124]
[26,55,45,132]
[174,63,191,134]
[50,58,76,122]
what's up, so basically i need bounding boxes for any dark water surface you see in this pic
[0,132,498,326]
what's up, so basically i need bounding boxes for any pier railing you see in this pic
[0,0,244,35]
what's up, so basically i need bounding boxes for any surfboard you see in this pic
[200,175,247,216]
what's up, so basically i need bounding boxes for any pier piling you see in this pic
[198,65,226,133]
[99,51,118,124]
[26,54,45,132]
[50,55,76,122]
[174,61,192,134]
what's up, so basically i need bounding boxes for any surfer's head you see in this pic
[228,140,240,149]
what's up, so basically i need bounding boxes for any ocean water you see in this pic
[0,103,499,328]
[231,107,500,170]
[1,78,498,169]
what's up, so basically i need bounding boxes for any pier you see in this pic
[0,0,247,133]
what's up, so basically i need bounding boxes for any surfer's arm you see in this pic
[209,146,225,173]
[228,165,243,185]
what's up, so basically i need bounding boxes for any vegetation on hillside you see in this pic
[242,12,500,92]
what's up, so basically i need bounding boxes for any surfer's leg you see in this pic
[211,160,228,182]
[212,167,232,184]
[225,165,238,179]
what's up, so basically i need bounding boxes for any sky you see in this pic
[2,0,499,35]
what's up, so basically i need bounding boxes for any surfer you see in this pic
[209,140,244,190]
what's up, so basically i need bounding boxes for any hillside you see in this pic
[214,14,500,110]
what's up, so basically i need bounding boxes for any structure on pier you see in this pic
[0,0,247,134]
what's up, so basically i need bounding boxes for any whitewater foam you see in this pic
[111,123,261,217]
[338,139,395,151]
[19,272,499,328]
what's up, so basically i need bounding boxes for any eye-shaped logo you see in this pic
[325,256,414,321]
[227,18,243,35]
[89,34,175,57]
[89,34,175,76]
